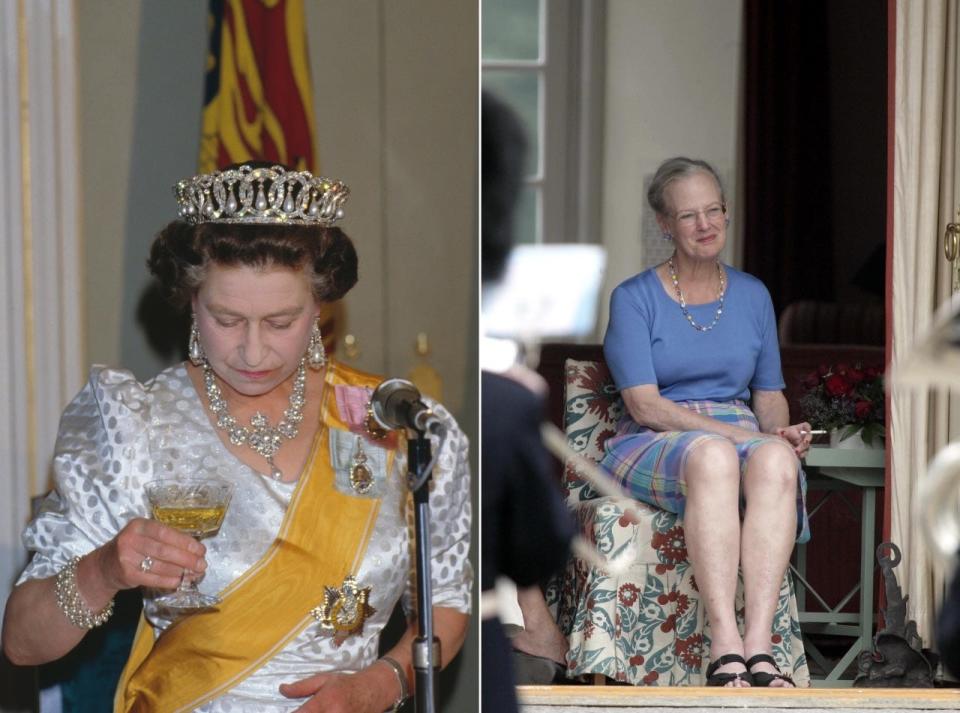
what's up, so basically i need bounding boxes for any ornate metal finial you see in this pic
[174,164,349,226]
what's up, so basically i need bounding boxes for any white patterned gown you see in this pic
[17,364,473,712]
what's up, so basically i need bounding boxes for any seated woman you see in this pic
[601,156,810,688]
[1,163,471,712]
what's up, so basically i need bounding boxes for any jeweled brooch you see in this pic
[311,575,376,646]
[349,443,374,495]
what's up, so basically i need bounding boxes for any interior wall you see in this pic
[597,0,743,336]
[77,1,144,369]
[76,1,477,710]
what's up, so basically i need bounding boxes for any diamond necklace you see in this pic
[202,358,307,480]
[667,257,726,332]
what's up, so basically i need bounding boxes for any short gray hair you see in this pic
[647,157,725,216]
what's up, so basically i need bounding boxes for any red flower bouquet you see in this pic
[798,363,885,446]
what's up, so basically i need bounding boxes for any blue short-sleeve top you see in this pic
[603,265,784,402]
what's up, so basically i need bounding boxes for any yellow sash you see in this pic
[115,361,388,713]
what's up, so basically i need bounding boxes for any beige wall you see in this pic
[308,1,477,419]
[78,1,208,376]
[77,0,142,368]
[76,2,477,710]
[598,0,743,335]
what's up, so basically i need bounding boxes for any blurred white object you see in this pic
[480,335,520,373]
[919,443,960,567]
[482,245,606,340]
[893,293,960,389]
[896,294,960,570]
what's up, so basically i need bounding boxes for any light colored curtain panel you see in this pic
[892,0,958,645]
[0,0,83,642]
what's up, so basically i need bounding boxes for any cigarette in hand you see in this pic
[799,429,827,436]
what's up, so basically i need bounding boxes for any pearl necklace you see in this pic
[667,257,726,332]
[203,358,307,480]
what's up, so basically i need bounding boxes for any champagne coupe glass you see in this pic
[144,478,234,610]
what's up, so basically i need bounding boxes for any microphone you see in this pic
[370,378,442,433]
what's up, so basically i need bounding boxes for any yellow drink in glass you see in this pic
[144,478,233,610]
[152,505,227,538]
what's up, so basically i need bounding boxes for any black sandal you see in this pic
[745,653,795,687]
[705,654,753,687]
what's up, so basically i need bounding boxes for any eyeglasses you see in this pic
[671,203,726,229]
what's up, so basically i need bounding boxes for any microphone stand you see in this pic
[408,430,439,713]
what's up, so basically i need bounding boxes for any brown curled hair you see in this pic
[147,221,358,309]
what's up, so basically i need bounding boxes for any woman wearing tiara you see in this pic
[601,157,809,688]
[2,163,471,712]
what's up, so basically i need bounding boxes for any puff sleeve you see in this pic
[17,367,153,583]
[401,401,473,615]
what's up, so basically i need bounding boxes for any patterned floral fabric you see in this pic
[544,358,810,686]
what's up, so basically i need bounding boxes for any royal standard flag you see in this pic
[201,0,316,172]
[201,0,342,352]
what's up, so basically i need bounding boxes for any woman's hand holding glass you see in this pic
[96,515,209,595]
[142,479,233,609]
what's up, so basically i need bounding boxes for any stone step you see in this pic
[517,685,960,712]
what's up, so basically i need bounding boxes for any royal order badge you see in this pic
[311,575,376,646]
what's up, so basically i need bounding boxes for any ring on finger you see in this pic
[139,555,154,573]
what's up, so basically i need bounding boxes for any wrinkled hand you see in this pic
[775,422,812,458]
[96,517,206,593]
[280,664,395,713]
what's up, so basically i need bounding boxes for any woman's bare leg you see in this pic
[741,441,798,687]
[683,438,749,687]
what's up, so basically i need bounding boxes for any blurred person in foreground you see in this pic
[481,92,575,711]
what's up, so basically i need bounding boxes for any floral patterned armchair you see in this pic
[539,345,809,686]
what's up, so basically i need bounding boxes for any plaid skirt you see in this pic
[599,399,810,543]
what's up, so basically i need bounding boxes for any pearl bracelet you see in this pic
[54,556,114,629]
[378,655,409,712]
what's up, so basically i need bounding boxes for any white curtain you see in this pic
[891,0,958,645]
[0,1,82,709]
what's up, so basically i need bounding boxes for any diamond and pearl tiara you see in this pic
[174,164,349,226]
